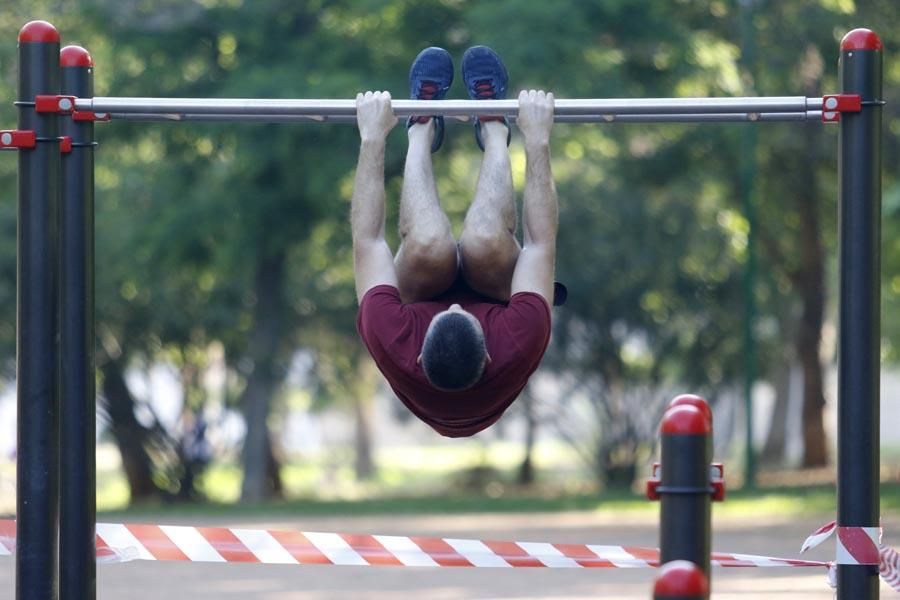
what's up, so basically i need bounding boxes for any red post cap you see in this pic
[661,404,710,436]
[669,394,711,427]
[60,46,92,68]
[653,560,709,598]
[841,28,882,51]
[19,21,60,43]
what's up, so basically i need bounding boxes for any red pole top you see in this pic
[18,20,60,43]
[668,394,711,427]
[841,28,883,51]
[661,404,710,436]
[653,560,709,598]
[60,46,93,68]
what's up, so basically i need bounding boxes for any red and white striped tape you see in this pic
[801,520,900,592]
[837,526,881,566]
[802,520,882,565]
[800,521,839,554]
[882,545,900,592]
[0,521,9,558]
[0,518,825,569]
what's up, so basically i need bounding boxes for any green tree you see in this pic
[2,0,897,503]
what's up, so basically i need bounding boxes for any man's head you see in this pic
[418,304,490,391]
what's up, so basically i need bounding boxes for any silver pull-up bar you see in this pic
[76,96,825,117]
[106,111,824,124]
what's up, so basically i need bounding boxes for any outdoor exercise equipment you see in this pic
[647,394,723,593]
[3,20,884,600]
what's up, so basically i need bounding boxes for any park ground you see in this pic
[2,489,900,599]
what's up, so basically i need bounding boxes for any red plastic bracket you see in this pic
[35,94,76,114]
[822,94,862,123]
[0,130,37,149]
[710,462,725,502]
[645,461,726,501]
[646,462,662,500]
[73,111,110,122]
[59,136,72,153]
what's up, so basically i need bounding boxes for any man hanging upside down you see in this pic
[352,45,560,437]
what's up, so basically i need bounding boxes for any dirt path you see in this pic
[2,511,897,599]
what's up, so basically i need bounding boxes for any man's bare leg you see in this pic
[458,120,520,301]
[394,121,458,303]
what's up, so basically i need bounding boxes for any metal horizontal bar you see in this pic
[108,113,358,123]
[108,111,823,124]
[79,96,823,117]
[571,111,822,123]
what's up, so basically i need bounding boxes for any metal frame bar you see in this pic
[16,23,61,600]
[77,95,824,117]
[106,111,823,124]
[836,31,882,600]
[59,46,97,600]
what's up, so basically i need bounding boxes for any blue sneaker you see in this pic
[408,47,453,153]
[461,45,510,151]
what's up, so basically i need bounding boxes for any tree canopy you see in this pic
[0,0,897,500]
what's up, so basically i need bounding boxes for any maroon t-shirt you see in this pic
[357,284,552,437]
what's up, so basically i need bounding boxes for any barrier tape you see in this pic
[883,545,900,592]
[837,527,881,565]
[800,521,900,592]
[0,519,824,569]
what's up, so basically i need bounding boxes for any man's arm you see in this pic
[352,91,399,303]
[511,90,558,305]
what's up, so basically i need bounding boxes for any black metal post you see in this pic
[658,401,712,582]
[16,20,61,600]
[59,45,96,600]
[837,28,883,600]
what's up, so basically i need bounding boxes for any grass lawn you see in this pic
[89,439,900,521]
[2,440,894,521]
[98,480,900,522]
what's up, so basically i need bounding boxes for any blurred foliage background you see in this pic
[0,0,898,510]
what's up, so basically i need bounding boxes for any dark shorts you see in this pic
[435,265,566,307]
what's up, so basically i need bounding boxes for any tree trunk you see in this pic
[352,361,377,481]
[798,335,828,467]
[265,435,284,497]
[518,388,537,486]
[352,395,375,481]
[795,62,829,468]
[100,356,164,502]
[761,353,791,465]
[239,251,287,502]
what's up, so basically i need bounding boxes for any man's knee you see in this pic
[459,233,518,298]
[405,229,455,258]
[400,233,457,272]
[397,237,458,302]
[460,227,516,266]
